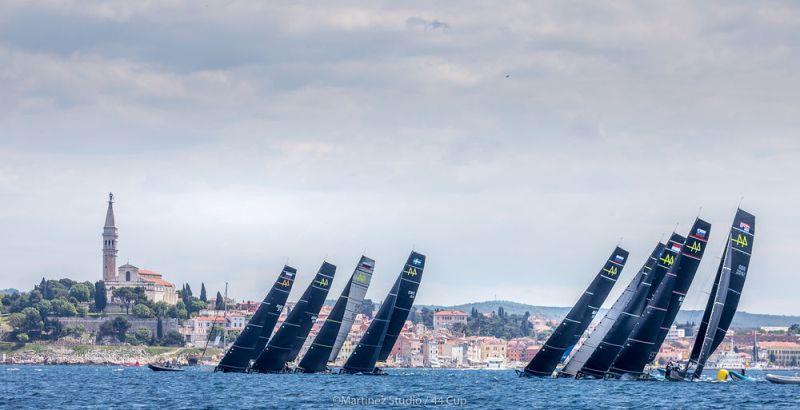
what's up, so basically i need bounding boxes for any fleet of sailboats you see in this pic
[211,206,755,381]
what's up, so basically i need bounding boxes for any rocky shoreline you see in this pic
[1,343,219,365]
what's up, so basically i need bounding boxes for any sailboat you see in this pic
[665,209,755,381]
[296,256,374,373]
[607,218,711,379]
[560,241,666,378]
[340,251,426,375]
[518,246,629,377]
[250,262,336,373]
[572,236,683,378]
[215,266,296,372]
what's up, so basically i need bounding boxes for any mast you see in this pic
[608,218,711,378]
[377,251,426,363]
[522,246,629,377]
[250,262,336,373]
[297,256,374,373]
[689,209,755,379]
[562,242,663,377]
[215,266,296,372]
[222,282,228,348]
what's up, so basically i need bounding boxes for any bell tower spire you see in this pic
[102,192,118,282]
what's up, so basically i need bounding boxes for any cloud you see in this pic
[406,16,450,31]
[0,1,799,314]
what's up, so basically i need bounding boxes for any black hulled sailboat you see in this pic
[571,235,682,378]
[519,246,629,377]
[297,256,374,373]
[608,218,711,379]
[560,242,665,378]
[250,262,336,373]
[215,266,296,372]
[666,209,755,381]
[341,251,426,375]
[377,252,425,363]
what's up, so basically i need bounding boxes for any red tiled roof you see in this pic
[434,310,468,316]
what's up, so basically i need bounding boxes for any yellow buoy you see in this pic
[717,368,729,382]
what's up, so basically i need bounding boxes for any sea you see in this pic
[2,366,799,409]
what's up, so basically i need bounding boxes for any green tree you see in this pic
[200,283,207,303]
[419,307,434,328]
[360,299,375,319]
[131,303,154,318]
[100,316,131,341]
[156,317,164,339]
[191,299,207,316]
[69,283,91,302]
[113,287,139,314]
[215,291,224,310]
[161,330,184,346]
[94,281,107,311]
[16,333,29,343]
[51,298,78,317]
[13,307,44,335]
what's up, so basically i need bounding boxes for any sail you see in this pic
[608,218,711,378]
[250,262,336,373]
[575,236,682,378]
[377,251,426,362]
[215,266,296,372]
[690,209,754,379]
[687,247,724,366]
[522,246,629,377]
[341,279,399,374]
[297,256,374,373]
[561,242,664,377]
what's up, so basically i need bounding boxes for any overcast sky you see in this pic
[1,1,799,315]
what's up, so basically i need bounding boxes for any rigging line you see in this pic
[697,206,703,218]
[738,196,744,209]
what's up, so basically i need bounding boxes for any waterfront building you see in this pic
[433,310,468,330]
[478,337,506,362]
[666,324,686,340]
[100,194,178,305]
[760,341,800,366]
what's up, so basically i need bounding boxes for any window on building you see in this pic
[126,271,131,281]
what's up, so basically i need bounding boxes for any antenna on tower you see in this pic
[109,192,114,202]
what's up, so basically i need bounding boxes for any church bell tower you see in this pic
[102,192,118,281]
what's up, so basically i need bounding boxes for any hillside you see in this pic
[417,300,800,329]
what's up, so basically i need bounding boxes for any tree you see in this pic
[200,283,207,303]
[360,299,375,319]
[156,317,164,339]
[215,291,224,310]
[113,287,139,315]
[11,307,44,336]
[161,330,184,347]
[94,281,107,311]
[51,298,78,317]
[131,303,154,318]
[69,283,91,302]
[419,307,434,328]
[100,317,131,341]
[16,333,29,343]
[191,299,207,316]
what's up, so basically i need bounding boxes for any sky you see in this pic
[1,1,799,314]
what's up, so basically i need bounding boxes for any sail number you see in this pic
[603,266,619,276]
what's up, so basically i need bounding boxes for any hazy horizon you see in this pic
[2,2,799,314]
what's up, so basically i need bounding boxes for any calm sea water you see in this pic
[2,365,800,408]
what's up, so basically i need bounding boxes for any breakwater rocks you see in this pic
[2,344,205,365]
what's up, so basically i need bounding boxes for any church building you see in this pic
[102,193,178,305]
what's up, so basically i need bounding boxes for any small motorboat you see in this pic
[766,374,800,385]
[147,363,185,372]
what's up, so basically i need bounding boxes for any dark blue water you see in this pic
[2,365,800,408]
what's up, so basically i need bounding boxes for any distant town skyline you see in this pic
[2,2,800,314]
